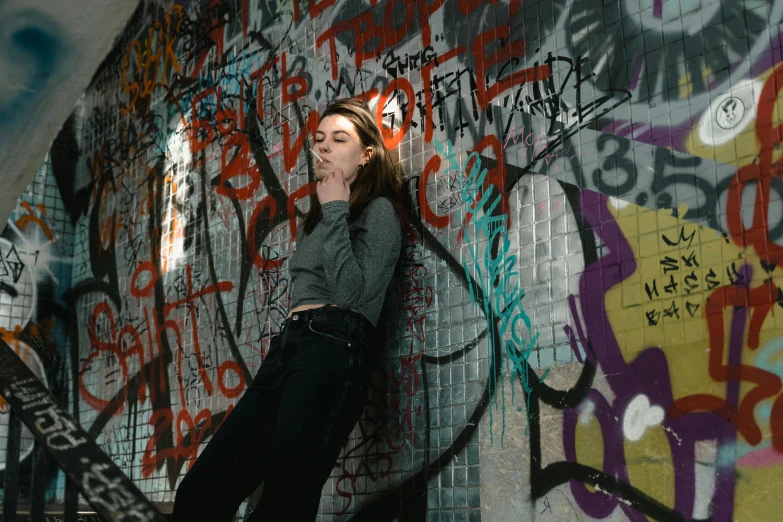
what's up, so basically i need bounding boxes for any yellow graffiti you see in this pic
[581,198,783,520]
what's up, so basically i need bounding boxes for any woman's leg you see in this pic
[247,311,372,521]
[172,335,286,522]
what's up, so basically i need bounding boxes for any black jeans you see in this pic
[172,307,374,521]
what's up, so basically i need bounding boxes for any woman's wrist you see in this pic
[321,200,349,220]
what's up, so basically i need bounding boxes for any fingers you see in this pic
[318,169,345,188]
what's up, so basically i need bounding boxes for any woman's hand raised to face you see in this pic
[316,168,351,204]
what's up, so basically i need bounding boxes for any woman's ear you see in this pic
[363,146,373,165]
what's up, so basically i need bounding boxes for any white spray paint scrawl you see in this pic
[622,394,664,442]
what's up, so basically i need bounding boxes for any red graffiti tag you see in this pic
[316,0,445,80]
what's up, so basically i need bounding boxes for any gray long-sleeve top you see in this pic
[289,197,402,327]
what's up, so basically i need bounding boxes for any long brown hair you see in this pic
[302,98,404,234]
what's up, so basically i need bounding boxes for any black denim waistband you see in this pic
[283,306,373,333]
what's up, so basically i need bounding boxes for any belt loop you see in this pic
[357,312,365,331]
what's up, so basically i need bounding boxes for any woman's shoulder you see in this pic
[365,195,396,212]
[363,196,400,221]
[357,196,400,229]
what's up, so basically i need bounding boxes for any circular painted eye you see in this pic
[697,79,762,146]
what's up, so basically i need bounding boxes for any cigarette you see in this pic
[309,149,323,162]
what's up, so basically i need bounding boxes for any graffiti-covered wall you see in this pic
[0,153,75,505]
[29,0,783,519]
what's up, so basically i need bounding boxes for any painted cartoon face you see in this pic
[713,95,748,132]
[314,115,371,186]
[721,99,738,127]
[0,238,35,332]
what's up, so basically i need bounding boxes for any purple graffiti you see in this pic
[562,191,741,520]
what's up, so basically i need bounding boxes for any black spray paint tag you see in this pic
[0,341,166,522]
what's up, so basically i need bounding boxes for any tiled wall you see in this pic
[0,154,75,505]
[8,0,783,519]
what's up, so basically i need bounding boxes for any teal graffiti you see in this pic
[432,138,546,445]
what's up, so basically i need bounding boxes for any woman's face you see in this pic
[314,114,370,186]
